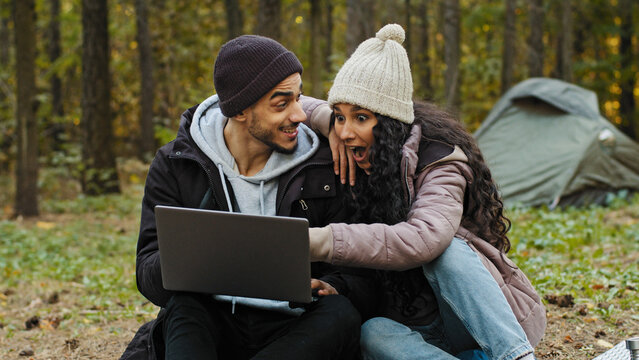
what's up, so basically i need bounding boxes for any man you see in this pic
[121,35,368,359]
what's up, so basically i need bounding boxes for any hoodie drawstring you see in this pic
[217,164,234,213]
[259,181,265,215]
[218,163,237,314]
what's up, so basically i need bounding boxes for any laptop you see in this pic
[155,205,312,303]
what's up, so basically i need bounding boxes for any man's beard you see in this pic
[248,113,298,155]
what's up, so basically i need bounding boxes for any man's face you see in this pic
[246,73,306,154]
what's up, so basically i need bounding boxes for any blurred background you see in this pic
[1,0,638,216]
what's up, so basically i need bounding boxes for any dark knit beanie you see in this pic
[213,35,303,117]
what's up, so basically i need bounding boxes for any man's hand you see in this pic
[311,279,338,296]
[328,126,357,186]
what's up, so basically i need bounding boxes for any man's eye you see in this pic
[277,101,288,108]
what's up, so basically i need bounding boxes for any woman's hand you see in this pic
[311,279,338,296]
[328,126,357,186]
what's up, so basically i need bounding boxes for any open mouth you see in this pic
[349,146,367,161]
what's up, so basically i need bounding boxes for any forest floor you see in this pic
[0,165,637,359]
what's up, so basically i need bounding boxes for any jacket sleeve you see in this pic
[330,162,469,271]
[136,151,181,307]
[300,95,332,137]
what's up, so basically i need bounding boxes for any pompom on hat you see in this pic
[328,24,414,124]
[214,35,303,117]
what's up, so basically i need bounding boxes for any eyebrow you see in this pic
[270,83,303,100]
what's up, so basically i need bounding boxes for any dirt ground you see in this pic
[1,292,637,359]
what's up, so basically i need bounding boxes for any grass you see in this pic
[507,197,639,323]
[0,166,638,358]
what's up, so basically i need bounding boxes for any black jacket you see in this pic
[123,105,376,359]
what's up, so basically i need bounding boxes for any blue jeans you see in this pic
[361,238,533,360]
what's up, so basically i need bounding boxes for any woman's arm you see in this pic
[325,162,469,271]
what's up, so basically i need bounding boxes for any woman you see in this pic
[309,24,545,360]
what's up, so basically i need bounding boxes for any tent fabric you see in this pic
[474,77,639,208]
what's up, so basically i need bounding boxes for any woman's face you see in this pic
[333,103,378,174]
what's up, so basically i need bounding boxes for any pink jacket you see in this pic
[329,124,546,346]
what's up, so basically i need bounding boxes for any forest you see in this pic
[1,0,638,216]
[0,1,638,359]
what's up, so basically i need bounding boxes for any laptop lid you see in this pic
[155,205,312,303]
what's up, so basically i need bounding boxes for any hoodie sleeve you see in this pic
[329,162,469,271]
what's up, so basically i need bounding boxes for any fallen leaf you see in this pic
[563,335,574,343]
[25,315,40,330]
[19,347,34,356]
[36,221,55,230]
[591,284,604,290]
[64,338,80,351]
[544,294,574,308]
[594,329,606,338]
[596,339,614,349]
[47,292,60,304]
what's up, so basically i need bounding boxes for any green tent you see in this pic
[474,78,639,208]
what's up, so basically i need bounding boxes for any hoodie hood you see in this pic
[189,94,319,215]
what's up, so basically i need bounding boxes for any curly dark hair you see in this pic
[346,100,511,252]
[342,100,511,317]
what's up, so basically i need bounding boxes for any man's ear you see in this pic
[233,110,249,122]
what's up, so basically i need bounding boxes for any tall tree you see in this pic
[224,0,243,40]
[618,0,636,139]
[322,0,333,74]
[346,0,375,55]
[501,0,516,94]
[81,0,120,195]
[417,0,432,99]
[443,0,461,111]
[256,0,281,41]
[527,0,544,77]
[48,0,64,152]
[14,0,39,216]
[309,0,322,97]
[135,0,155,158]
[555,0,573,82]
[404,0,411,62]
[0,0,9,66]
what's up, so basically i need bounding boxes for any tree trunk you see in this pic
[618,0,636,140]
[501,0,515,94]
[417,0,432,99]
[346,0,375,56]
[555,0,573,82]
[309,0,322,98]
[48,0,65,152]
[256,0,281,41]
[224,0,243,40]
[81,0,120,195]
[322,0,333,74]
[135,0,155,158]
[527,0,544,77]
[443,0,461,111]
[0,0,9,66]
[14,0,39,216]
[405,0,411,62]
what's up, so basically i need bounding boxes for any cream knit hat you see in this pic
[328,24,414,124]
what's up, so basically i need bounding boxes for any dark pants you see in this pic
[163,293,361,360]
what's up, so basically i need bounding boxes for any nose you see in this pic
[290,100,306,124]
[337,120,355,141]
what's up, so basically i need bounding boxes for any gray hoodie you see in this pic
[189,94,319,315]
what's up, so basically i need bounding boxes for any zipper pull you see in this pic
[299,199,308,210]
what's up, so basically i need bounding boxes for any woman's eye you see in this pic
[335,115,345,122]
[357,114,368,122]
